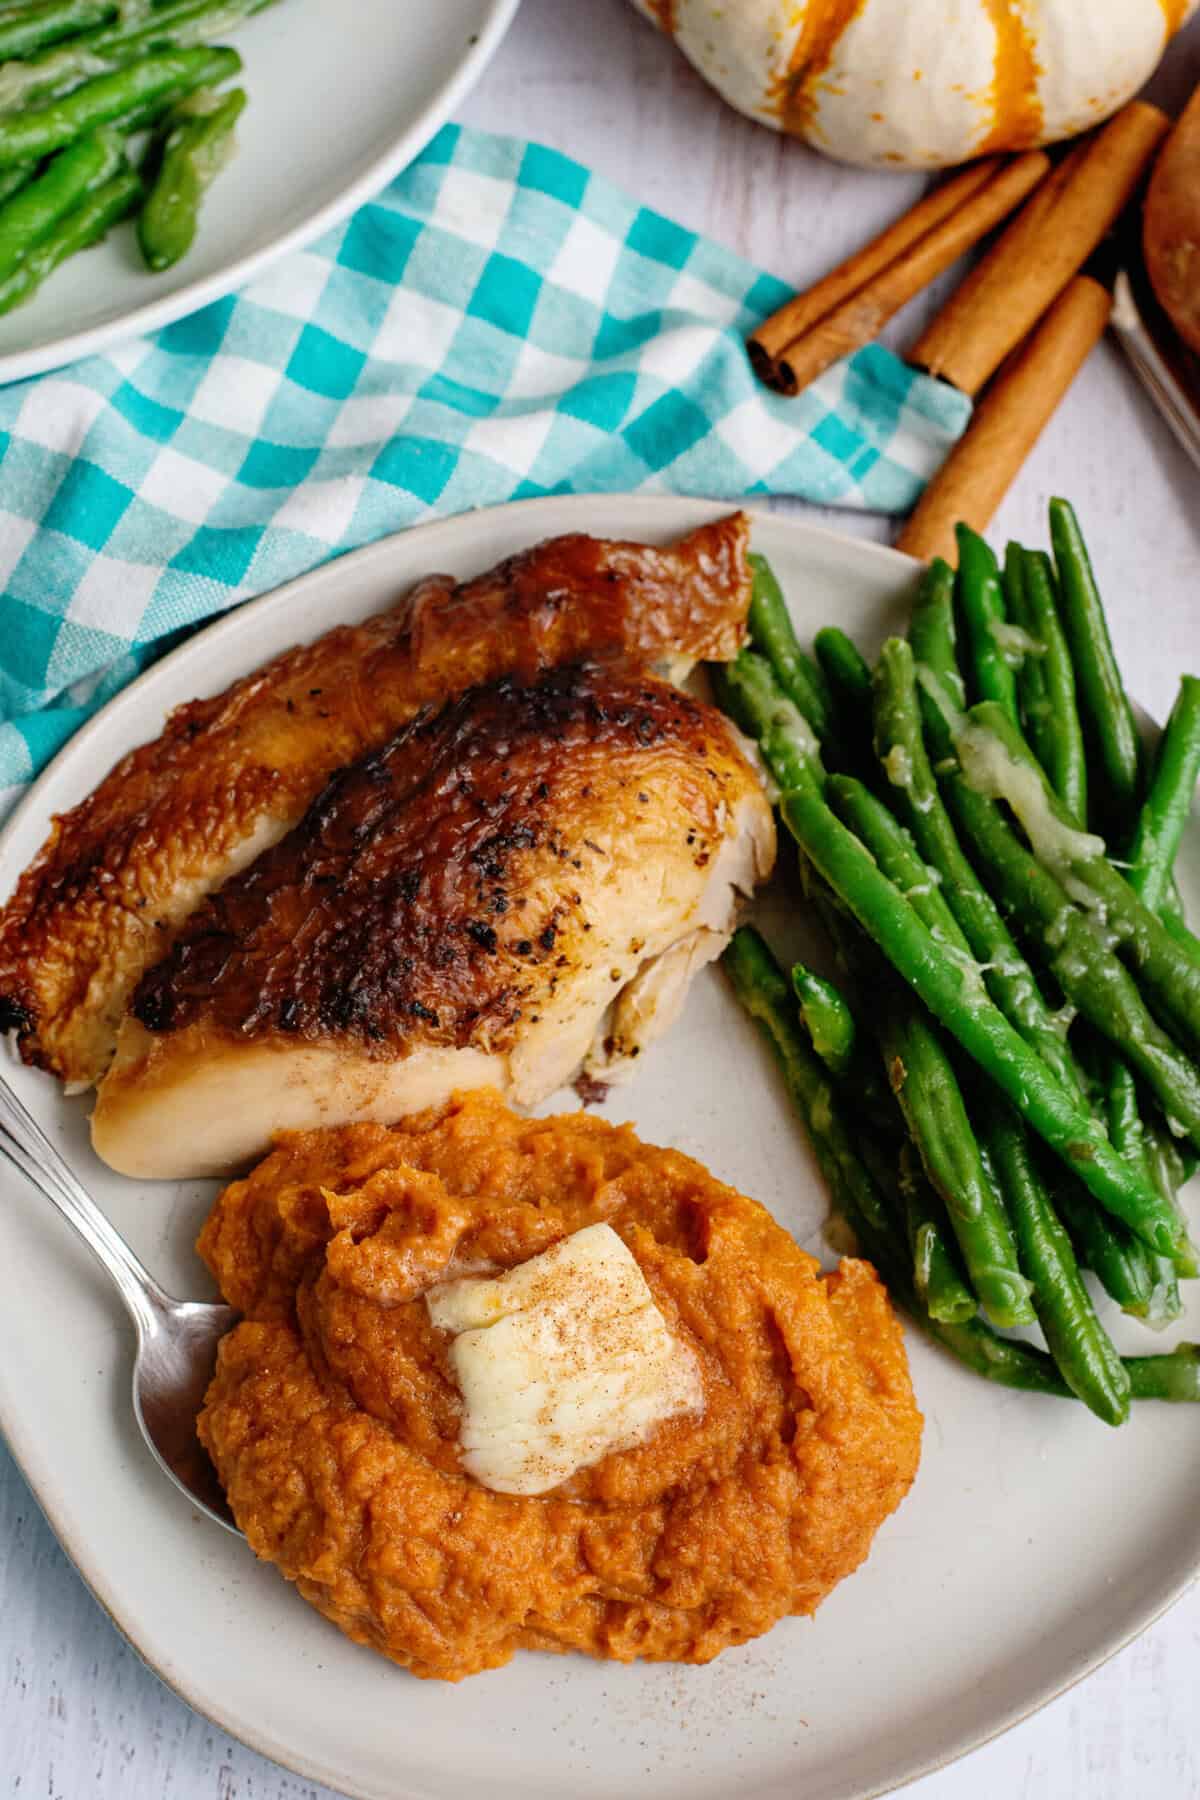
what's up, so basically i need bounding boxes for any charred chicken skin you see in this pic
[0,515,752,1089]
[92,660,774,1179]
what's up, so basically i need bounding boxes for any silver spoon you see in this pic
[1111,268,1200,472]
[0,1073,240,1534]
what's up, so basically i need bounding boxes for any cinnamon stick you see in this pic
[909,102,1168,397]
[747,158,1002,383]
[896,275,1112,566]
[769,152,1051,398]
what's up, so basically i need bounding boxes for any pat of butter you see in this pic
[426,1222,703,1495]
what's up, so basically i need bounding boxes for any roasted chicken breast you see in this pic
[0,515,752,1088]
[92,661,774,1178]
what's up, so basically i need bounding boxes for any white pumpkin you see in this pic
[629,0,1199,169]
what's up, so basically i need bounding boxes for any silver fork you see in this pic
[0,1074,240,1534]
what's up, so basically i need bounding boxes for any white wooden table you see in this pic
[4,3,1200,1795]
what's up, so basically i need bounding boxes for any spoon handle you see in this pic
[0,1074,167,1339]
[1110,271,1200,472]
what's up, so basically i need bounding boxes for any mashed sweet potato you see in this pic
[197,1090,922,1681]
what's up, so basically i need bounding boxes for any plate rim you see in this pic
[1,493,1197,1800]
[0,0,522,387]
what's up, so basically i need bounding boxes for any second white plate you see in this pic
[0,0,520,383]
[1,495,1198,1800]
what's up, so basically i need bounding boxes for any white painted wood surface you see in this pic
[4,3,1200,1795]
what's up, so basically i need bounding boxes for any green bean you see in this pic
[909,556,966,718]
[931,1313,1200,1403]
[814,628,871,711]
[798,865,921,1143]
[776,762,1190,1260]
[955,523,1019,726]
[722,928,1158,1401]
[100,42,235,145]
[803,887,906,1140]
[818,793,1144,1312]
[1052,1176,1158,1321]
[1014,548,1088,825]
[815,627,882,785]
[956,701,1200,1063]
[939,763,1200,1197]
[1002,542,1049,754]
[90,0,273,51]
[1048,497,1144,837]
[1125,1345,1200,1402]
[925,1318,1079,1395]
[103,38,239,132]
[0,0,114,61]
[1146,1112,1198,1192]
[1160,904,1200,967]
[723,929,1196,1406]
[1100,1051,1182,1324]
[974,1088,1129,1425]
[1161,876,1187,924]
[899,1142,976,1324]
[1054,1032,1170,1340]
[790,961,856,1076]
[0,162,32,204]
[0,128,119,286]
[746,553,836,746]
[721,929,1053,1385]
[1156,879,1200,970]
[880,999,1034,1328]
[872,637,1085,1101]
[826,773,968,954]
[707,660,753,742]
[716,647,824,790]
[0,42,240,166]
[1126,676,1200,914]
[813,625,874,763]
[137,82,243,270]
[717,634,1200,1412]
[723,926,901,1254]
[0,160,139,314]
[0,0,272,114]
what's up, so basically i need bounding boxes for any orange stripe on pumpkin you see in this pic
[1156,0,1190,31]
[770,0,870,137]
[977,0,1043,153]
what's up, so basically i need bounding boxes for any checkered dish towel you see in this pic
[0,123,971,819]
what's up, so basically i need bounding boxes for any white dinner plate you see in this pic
[1,496,1197,1800]
[0,0,520,384]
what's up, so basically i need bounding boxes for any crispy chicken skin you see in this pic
[0,515,752,1088]
[92,662,774,1179]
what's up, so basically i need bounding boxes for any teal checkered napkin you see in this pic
[0,123,970,819]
